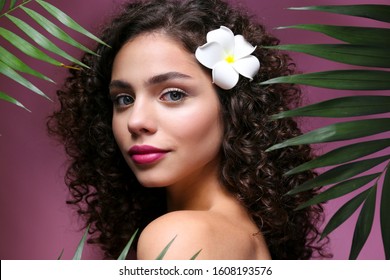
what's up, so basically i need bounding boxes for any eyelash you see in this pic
[112,94,134,107]
[111,88,188,108]
[160,88,188,103]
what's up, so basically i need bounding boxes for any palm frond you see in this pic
[20,6,97,55]
[0,0,5,11]
[264,44,390,68]
[9,1,18,9]
[0,91,29,111]
[261,70,390,90]
[266,118,390,152]
[287,155,390,195]
[0,0,107,111]
[0,60,50,100]
[5,14,89,68]
[264,4,390,259]
[349,185,377,259]
[295,173,381,210]
[57,248,64,260]
[0,27,62,66]
[117,229,139,260]
[0,45,54,82]
[72,224,90,260]
[36,0,109,47]
[285,139,390,176]
[190,249,202,260]
[271,96,390,119]
[155,236,177,260]
[277,24,390,46]
[321,188,371,239]
[381,165,390,259]
[288,5,390,23]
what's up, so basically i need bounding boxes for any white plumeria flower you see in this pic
[195,26,260,90]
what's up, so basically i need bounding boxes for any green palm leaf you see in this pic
[295,173,381,210]
[0,27,61,66]
[286,139,390,176]
[321,188,370,239]
[271,96,390,119]
[289,5,390,23]
[266,2,390,260]
[72,224,90,260]
[267,118,390,152]
[6,14,89,68]
[0,60,50,100]
[0,46,54,82]
[9,0,18,9]
[20,6,97,55]
[349,185,377,259]
[0,1,109,110]
[57,249,64,260]
[0,0,108,111]
[117,229,139,260]
[36,0,109,47]
[0,91,29,111]
[265,44,390,68]
[261,70,390,90]
[287,155,390,195]
[381,166,390,259]
[155,236,177,260]
[190,249,202,260]
[277,24,390,46]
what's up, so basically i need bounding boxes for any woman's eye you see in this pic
[114,95,134,106]
[160,89,187,102]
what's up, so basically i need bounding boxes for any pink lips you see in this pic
[128,145,169,165]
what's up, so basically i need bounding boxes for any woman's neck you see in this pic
[166,176,218,211]
[165,162,233,212]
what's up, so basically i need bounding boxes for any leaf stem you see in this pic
[0,0,33,18]
[61,64,82,70]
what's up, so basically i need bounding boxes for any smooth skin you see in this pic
[110,32,271,260]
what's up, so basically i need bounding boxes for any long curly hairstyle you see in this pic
[47,0,329,259]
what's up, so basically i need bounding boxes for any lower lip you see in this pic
[130,152,167,165]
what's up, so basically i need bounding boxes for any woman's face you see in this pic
[110,33,224,188]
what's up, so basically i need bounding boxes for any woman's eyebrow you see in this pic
[109,72,192,91]
[146,71,192,86]
[109,80,133,92]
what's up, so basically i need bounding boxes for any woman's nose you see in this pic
[127,98,157,136]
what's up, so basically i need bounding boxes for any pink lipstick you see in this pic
[128,145,169,165]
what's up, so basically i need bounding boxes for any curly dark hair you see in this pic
[47,0,329,259]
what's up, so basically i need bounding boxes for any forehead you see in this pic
[111,32,206,84]
[114,33,194,67]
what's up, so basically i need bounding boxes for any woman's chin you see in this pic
[136,177,170,188]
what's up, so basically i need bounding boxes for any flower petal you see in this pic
[232,55,260,80]
[195,42,225,69]
[212,60,239,90]
[207,26,235,54]
[233,35,257,60]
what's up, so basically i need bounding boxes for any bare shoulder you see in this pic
[136,211,215,260]
[136,210,270,260]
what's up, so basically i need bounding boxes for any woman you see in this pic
[48,0,328,259]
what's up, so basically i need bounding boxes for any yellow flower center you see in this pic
[225,54,235,64]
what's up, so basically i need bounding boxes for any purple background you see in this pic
[0,0,389,259]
